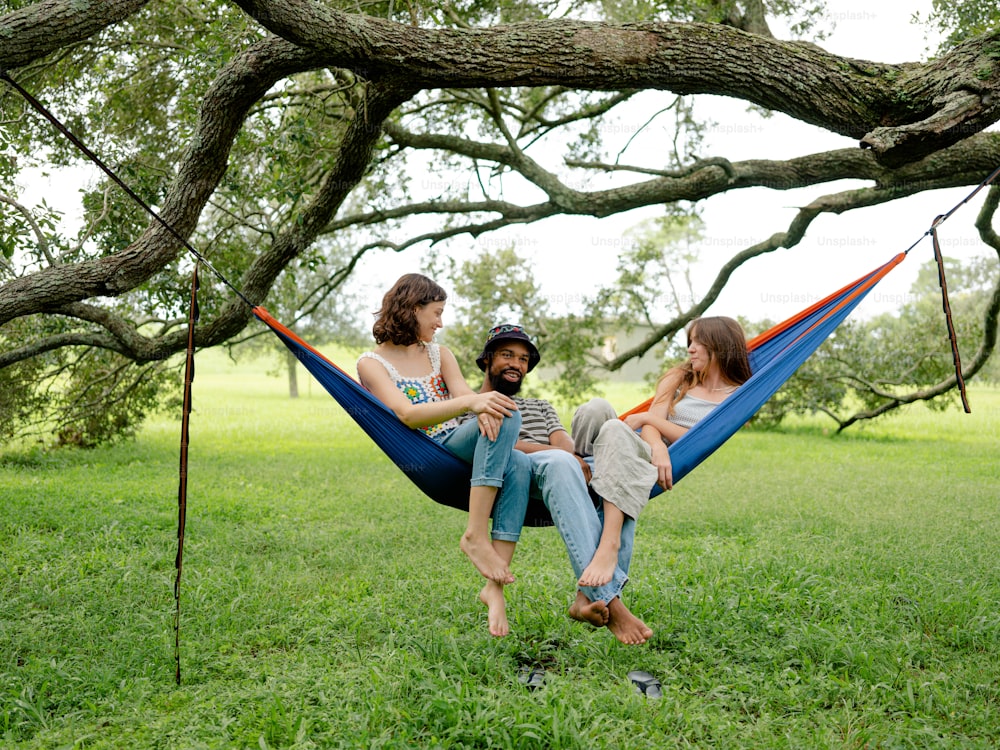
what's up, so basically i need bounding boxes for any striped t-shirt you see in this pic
[513,397,566,444]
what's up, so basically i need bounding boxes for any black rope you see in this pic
[931,226,972,413]
[930,164,1000,232]
[901,164,1000,256]
[919,164,1000,412]
[0,70,255,309]
[174,264,199,685]
[893,165,1000,414]
[0,71,246,686]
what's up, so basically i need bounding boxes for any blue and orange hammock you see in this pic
[4,67,985,683]
[0,68,977,529]
[252,251,911,527]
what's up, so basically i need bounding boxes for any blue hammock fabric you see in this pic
[251,309,507,516]
[253,253,905,526]
[646,252,905,498]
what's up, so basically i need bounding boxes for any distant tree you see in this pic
[226,243,368,397]
[440,214,718,401]
[434,245,606,405]
[920,0,1000,46]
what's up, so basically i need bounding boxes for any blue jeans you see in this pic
[440,412,529,542]
[528,450,635,603]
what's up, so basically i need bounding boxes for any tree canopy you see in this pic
[0,0,998,443]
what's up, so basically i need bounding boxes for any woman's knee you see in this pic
[571,398,617,454]
[499,410,523,435]
[573,397,612,422]
[598,418,634,441]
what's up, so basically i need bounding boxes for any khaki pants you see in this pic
[570,398,657,520]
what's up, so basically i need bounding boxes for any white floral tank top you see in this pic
[358,343,461,440]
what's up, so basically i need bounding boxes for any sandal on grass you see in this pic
[628,670,662,699]
[518,665,545,690]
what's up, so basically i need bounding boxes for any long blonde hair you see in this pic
[653,316,752,413]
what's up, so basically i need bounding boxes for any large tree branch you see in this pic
[232,0,1000,165]
[2,77,414,358]
[330,131,1000,243]
[0,0,152,71]
[11,0,1000,166]
[0,35,327,326]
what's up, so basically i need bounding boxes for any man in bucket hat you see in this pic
[470,323,652,645]
[475,323,541,375]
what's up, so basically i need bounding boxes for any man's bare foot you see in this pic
[606,597,653,645]
[479,582,510,637]
[577,544,619,588]
[460,533,514,584]
[568,590,609,628]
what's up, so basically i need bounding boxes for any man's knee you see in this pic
[531,451,586,492]
[508,449,531,475]
[531,450,578,482]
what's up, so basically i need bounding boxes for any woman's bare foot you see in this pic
[460,533,514,584]
[606,597,653,645]
[577,543,619,588]
[479,582,510,637]
[568,590,609,628]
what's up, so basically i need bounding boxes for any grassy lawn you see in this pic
[1,350,998,749]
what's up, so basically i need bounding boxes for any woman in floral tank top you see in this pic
[358,274,529,637]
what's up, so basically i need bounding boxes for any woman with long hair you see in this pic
[571,316,752,588]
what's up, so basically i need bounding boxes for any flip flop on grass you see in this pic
[518,665,545,691]
[628,670,662,699]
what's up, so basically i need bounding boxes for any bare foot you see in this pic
[460,533,514,584]
[606,597,653,645]
[568,590,609,628]
[577,544,619,588]
[479,582,510,637]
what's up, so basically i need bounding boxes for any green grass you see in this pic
[2,351,999,748]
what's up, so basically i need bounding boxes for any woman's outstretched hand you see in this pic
[470,391,517,418]
[472,392,518,441]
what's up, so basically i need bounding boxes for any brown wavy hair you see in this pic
[372,273,448,345]
[653,316,752,412]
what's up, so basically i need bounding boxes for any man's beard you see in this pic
[489,368,523,396]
